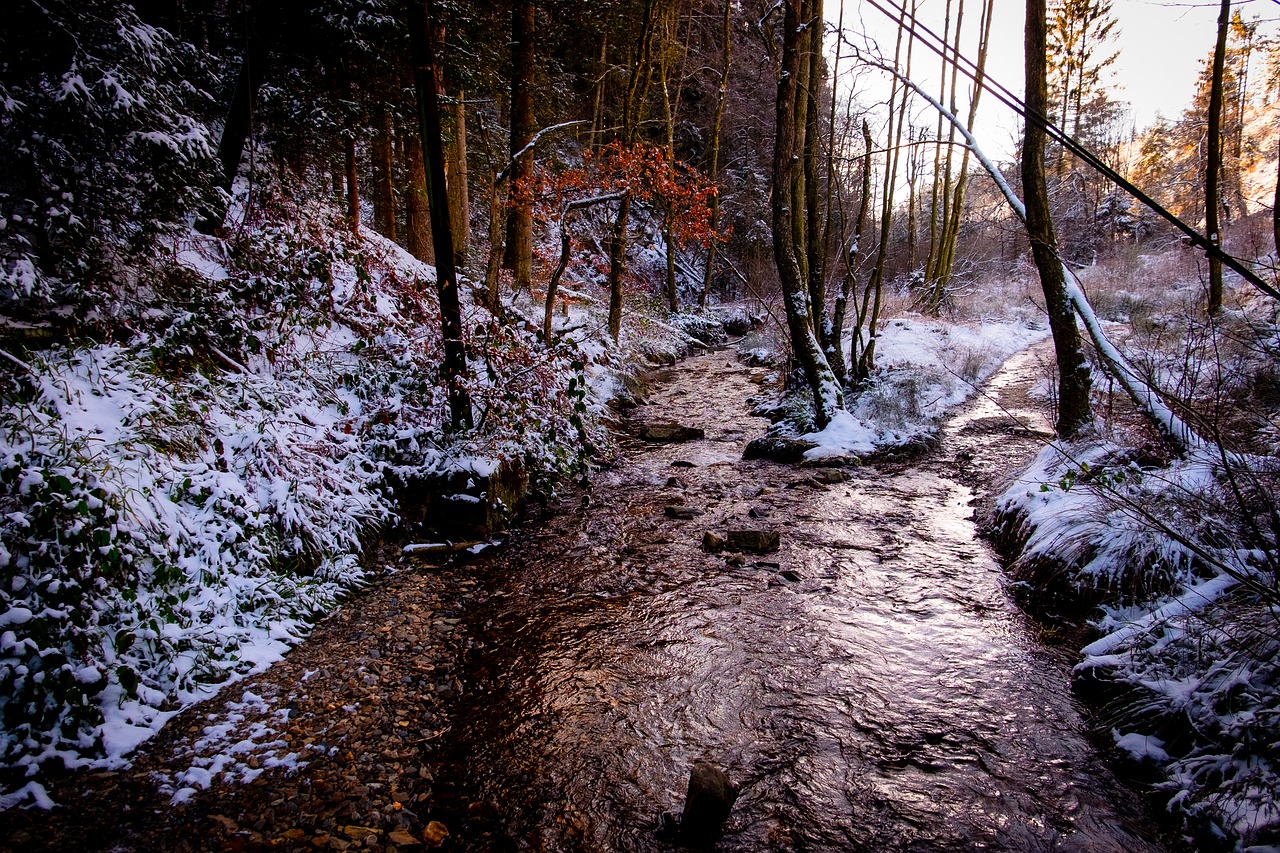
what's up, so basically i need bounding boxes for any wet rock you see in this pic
[743,436,818,463]
[665,476,685,489]
[665,505,704,520]
[679,761,738,842]
[388,829,421,846]
[423,821,449,847]
[702,531,727,551]
[671,460,695,468]
[726,529,779,553]
[638,422,706,443]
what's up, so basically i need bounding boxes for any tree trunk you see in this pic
[660,7,678,312]
[503,0,536,292]
[608,194,633,342]
[804,0,826,341]
[215,34,268,192]
[372,107,397,241]
[773,0,842,429]
[345,134,360,235]
[409,0,472,432]
[608,0,661,340]
[700,0,732,308]
[590,34,609,151]
[928,0,993,311]
[831,120,873,388]
[404,126,435,264]
[857,0,914,383]
[446,89,470,268]
[1024,0,1091,437]
[1206,0,1230,315]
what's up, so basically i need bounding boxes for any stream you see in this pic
[422,345,1168,852]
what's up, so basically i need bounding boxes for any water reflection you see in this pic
[427,348,1166,852]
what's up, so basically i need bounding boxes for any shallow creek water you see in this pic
[424,346,1167,852]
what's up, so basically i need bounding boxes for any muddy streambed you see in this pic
[421,346,1167,852]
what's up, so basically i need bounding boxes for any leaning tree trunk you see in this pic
[409,0,471,431]
[773,0,842,428]
[1206,0,1231,315]
[1023,0,1091,436]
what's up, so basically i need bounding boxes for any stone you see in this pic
[679,761,738,842]
[748,507,769,519]
[638,422,705,443]
[423,821,449,847]
[388,829,421,846]
[726,529,779,553]
[342,826,381,841]
[670,460,695,468]
[742,436,819,463]
[665,505,703,520]
[664,476,684,489]
[779,570,801,583]
[702,531,726,551]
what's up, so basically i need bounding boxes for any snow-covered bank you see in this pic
[998,437,1280,848]
[757,313,1048,460]
[0,200,715,806]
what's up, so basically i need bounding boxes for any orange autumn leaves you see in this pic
[519,142,723,251]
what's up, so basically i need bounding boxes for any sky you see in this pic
[831,0,1280,159]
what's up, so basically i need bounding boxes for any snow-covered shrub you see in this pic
[668,312,727,346]
[0,197,598,785]
[0,1,220,305]
[999,434,1280,847]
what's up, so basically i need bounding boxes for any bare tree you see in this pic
[1206,0,1231,315]
[1025,0,1092,436]
[773,0,843,428]
[409,0,471,431]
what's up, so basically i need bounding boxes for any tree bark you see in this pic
[608,194,633,341]
[1024,0,1091,437]
[410,0,472,431]
[1206,0,1230,315]
[215,34,268,192]
[345,134,360,235]
[404,125,435,264]
[804,0,826,340]
[700,0,732,307]
[372,107,397,241]
[446,89,470,268]
[773,0,842,428]
[503,0,536,292]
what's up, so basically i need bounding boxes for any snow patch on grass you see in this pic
[802,315,1047,459]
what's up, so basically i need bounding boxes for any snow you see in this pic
[802,315,1047,459]
[1113,731,1171,764]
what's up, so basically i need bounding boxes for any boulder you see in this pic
[680,761,738,843]
[726,529,779,553]
[638,422,705,443]
[397,458,527,541]
[702,531,727,551]
[743,436,818,463]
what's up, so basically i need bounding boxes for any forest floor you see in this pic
[1,338,1164,853]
